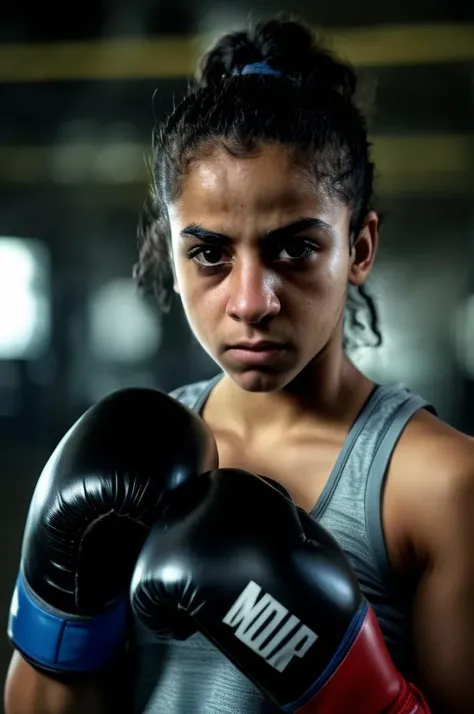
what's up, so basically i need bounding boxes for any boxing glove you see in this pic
[131,468,430,713]
[8,388,217,676]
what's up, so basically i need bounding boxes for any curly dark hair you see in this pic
[134,16,381,348]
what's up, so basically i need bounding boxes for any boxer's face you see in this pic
[168,143,377,392]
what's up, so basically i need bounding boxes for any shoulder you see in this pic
[389,408,474,568]
[394,408,474,490]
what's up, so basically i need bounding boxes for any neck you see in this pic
[217,337,374,436]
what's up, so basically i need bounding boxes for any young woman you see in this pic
[5,15,474,714]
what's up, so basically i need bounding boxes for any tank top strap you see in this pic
[365,390,436,587]
[169,374,222,413]
[312,382,436,671]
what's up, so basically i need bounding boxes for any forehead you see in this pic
[171,144,332,222]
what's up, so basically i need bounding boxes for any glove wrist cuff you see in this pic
[8,571,128,673]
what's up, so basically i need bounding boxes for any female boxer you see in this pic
[5,15,474,714]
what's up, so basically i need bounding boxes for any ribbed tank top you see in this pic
[131,374,435,714]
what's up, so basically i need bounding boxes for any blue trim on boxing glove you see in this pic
[8,571,128,672]
[281,601,369,712]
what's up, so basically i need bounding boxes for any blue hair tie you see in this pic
[236,61,282,77]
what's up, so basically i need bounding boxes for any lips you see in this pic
[227,341,286,352]
[224,341,289,367]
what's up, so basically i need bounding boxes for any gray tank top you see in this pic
[131,375,435,714]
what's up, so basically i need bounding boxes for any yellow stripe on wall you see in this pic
[0,24,473,83]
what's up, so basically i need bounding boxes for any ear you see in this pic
[349,211,379,286]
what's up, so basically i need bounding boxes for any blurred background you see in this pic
[0,0,473,702]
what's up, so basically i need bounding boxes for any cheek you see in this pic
[286,251,349,350]
[293,245,350,308]
[327,243,350,280]
[321,249,351,306]
[174,260,225,340]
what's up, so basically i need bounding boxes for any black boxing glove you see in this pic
[131,468,430,713]
[8,388,217,676]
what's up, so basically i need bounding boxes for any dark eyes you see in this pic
[190,247,226,267]
[188,239,318,269]
[280,240,316,261]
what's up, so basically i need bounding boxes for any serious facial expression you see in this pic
[169,143,364,392]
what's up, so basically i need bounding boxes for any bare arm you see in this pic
[4,651,130,714]
[410,439,474,713]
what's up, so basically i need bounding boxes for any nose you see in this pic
[226,259,281,325]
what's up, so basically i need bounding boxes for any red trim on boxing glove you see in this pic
[294,607,430,714]
[383,680,431,714]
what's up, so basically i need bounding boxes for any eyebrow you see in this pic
[180,218,332,245]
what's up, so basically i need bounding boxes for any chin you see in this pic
[225,367,295,393]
